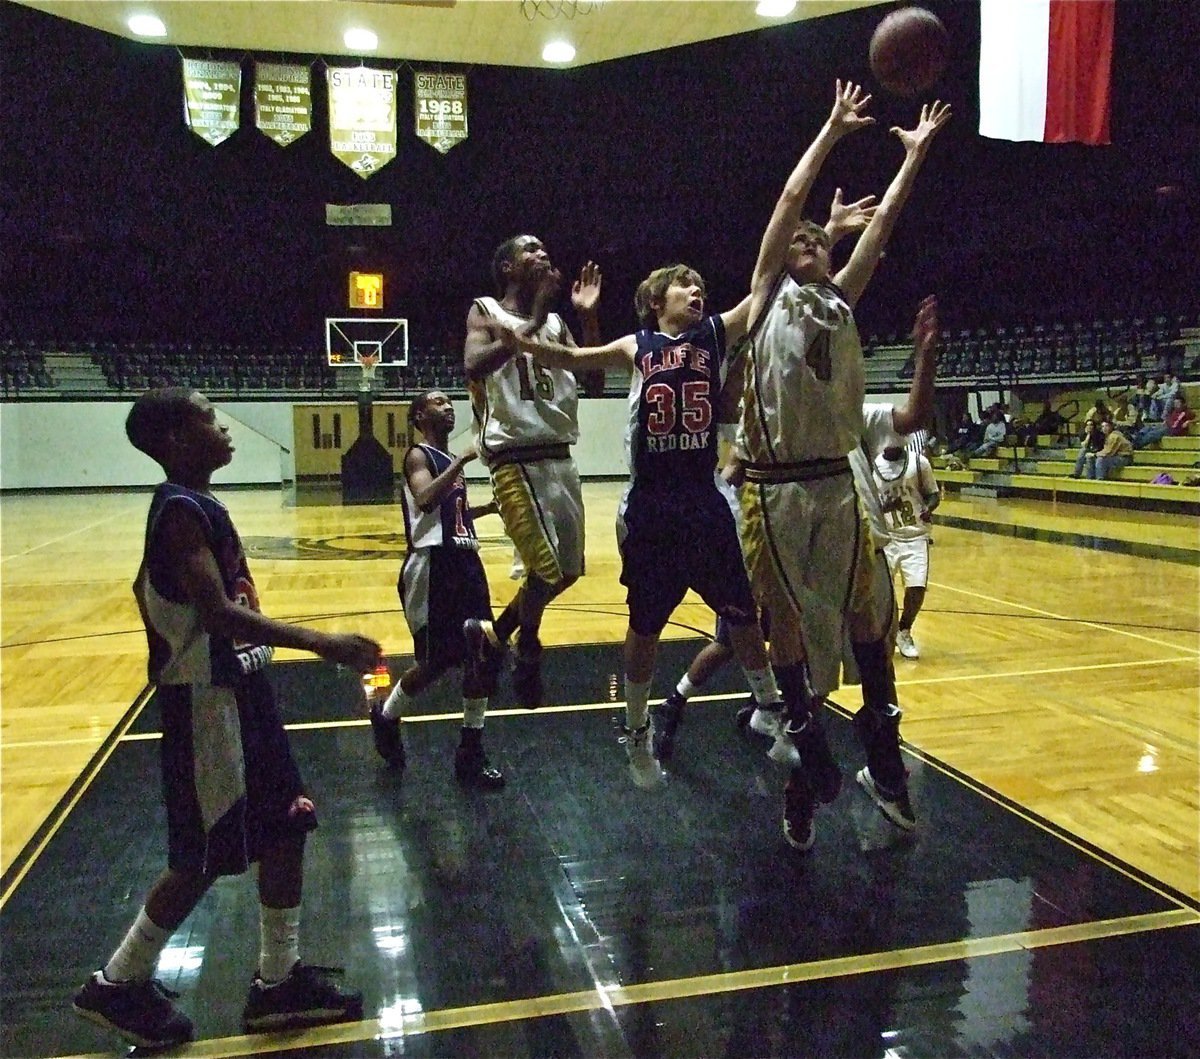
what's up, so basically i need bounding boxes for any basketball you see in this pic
[869,7,948,98]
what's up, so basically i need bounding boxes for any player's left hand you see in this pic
[571,261,602,315]
[891,100,952,153]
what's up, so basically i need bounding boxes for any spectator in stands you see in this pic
[1079,399,1109,439]
[1138,375,1159,419]
[1070,421,1105,478]
[1112,393,1141,436]
[1131,374,1153,419]
[947,411,980,455]
[1089,419,1133,480]
[1015,399,1065,447]
[1151,372,1180,421]
[1131,395,1195,450]
[972,407,1008,457]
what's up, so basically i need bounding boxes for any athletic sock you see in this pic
[462,697,486,729]
[675,674,698,700]
[258,905,301,984]
[103,908,173,983]
[380,681,410,721]
[741,666,782,708]
[624,678,651,730]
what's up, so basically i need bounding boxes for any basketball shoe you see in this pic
[73,971,194,1049]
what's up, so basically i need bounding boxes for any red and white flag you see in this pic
[979,0,1114,145]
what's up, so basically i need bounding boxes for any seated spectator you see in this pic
[1070,422,1105,478]
[1112,394,1141,435]
[1089,419,1133,480]
[1015,400,1065,446]
[947,411,981,455]
[1079,399,1109,439]
[1130,374,1153,419]
[1150,372,1180,421]
[1131,395,1195,450]
[1140,375,1161,420]
[973,408,1008,457]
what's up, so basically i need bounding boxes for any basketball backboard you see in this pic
[325,317,408,367]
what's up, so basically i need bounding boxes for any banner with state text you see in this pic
[327,66,398,178]
[414,71,468,154]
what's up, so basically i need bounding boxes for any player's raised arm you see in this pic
[891,294,939,436]
[502,325,636,373]
[570,261,603,347]
[750,81,874,314]
[835,100,951,308]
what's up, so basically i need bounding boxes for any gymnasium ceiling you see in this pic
[13,0,889,69]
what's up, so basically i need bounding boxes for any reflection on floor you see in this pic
[3,641,1197,1059]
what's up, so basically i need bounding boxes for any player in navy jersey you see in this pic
[371,390,506,789]
[497,265,791,789]
[73,389,380,1049]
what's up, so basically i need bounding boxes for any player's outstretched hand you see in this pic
[571,260,602,316]
[828,80,875,136]
[826,187,877,241]
[911,294,939,363]
[891,100,951,154]
[320,633,383,672]
[457,441,479,464]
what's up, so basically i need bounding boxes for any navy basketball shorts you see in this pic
[160,669,314,877]
[399,545,494,672]
[620,484,757,637]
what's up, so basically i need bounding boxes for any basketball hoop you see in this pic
[358,351,380,392]
[520,0,599,20]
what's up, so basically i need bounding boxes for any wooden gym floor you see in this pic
[1,481,1197,1057]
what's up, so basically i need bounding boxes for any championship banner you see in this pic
[327,66,398,178]
[414,71,468,154]
[254,62,311,146]
[182,58,241,146]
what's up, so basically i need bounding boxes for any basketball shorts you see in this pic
[841,542,897,686]
[740,472,863,697]
[618,484,757,637]
[160,669,314,877]
[399,545,494,671]
[490,456,585,585]
[884,537,931,589]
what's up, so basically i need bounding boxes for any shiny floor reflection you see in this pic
[2,641,1196,1059]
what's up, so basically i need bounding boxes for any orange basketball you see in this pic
[869,7,948,98]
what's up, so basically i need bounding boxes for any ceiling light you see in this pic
[542,40,575,64]
[343,27,378,51]
[756,0,797,17]
[127,14,167,37]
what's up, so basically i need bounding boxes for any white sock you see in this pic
[624,678,651,730]
[380,681,410,721]
[462,697,487,728]
[675,673,698,700]
[103,908,172,983]
[742,666,782,708]
[259,905,301,984]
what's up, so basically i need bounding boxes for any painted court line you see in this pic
[50,907,1200,1059]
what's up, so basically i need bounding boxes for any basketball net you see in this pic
[520,0,598,20]
[358,351,380,392]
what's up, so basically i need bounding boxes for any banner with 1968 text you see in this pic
[414,71,468,154]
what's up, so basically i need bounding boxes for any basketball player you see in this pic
[736,80,950,849]
[73,389,379,1049]
[497,265,790,789]
[873,440,939,659]
[464,238,601,707]
[370,390,506,788]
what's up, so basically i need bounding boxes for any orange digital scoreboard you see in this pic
[348,271,384,310]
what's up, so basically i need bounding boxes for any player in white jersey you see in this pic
[736,81,950,849]
[873,444,939,659]
[464,236,601,707]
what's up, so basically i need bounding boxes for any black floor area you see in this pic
[3,640,1197,1058]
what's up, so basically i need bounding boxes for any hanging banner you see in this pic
[414,71,468,154]
[254,62,311,146]
[327,66,398,178]
[182,58,241,146]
